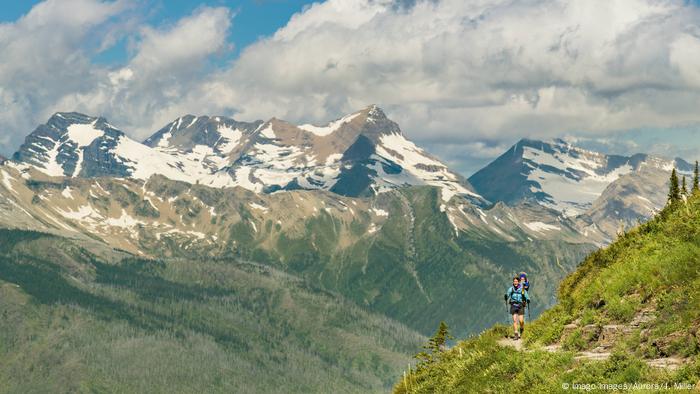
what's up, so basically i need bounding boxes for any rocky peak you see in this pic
[12,112,126,177]
[144,115,263,153]
[354,105,401,142]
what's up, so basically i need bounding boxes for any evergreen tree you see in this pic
[415,321,454,367]
[668,169,681,204]
[682,176,688,197]
[693,161,699,194]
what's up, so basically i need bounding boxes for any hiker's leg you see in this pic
[512,314,518,334]
[519,314,525,333]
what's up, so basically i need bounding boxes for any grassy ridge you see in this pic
[0,229,423,393]
[395,195,700,393]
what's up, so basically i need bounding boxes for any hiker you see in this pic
[519,272,530,292]
[504,276,530,340]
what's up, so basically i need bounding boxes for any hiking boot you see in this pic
[513,333,520,340]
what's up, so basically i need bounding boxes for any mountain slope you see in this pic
[575,168,672,240]
[0,228,424,392]
[0,163,594,337]
[394,194,700,392]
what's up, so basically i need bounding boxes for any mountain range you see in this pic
[0,106,689,389]
[2,107,688,328]
[12,106,483,204]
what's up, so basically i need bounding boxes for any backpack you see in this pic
[508,286,525,304]
[519,272,530,292]
[521,279,530,292]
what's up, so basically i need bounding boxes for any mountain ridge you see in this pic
[469,138,692,214]
[469,137,693,241]
[11,106,484,204]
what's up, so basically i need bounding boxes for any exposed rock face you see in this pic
[143,115,263,162]
[12,112,132,178]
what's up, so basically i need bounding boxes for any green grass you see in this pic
[0,229,424,393]
[394,195,700,393]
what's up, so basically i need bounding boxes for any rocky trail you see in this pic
[496,309,690,371]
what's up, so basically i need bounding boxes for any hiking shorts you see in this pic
[510,303,525,315]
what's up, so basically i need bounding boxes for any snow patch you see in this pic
[61,187,73,199]
[376,133,482,202]
[249,202,269,212]
[259,124,276,139]
[56,205,103,221]
[157,132,172,148]
[368,223,378,234]
[372,208,389,217]
[298,112,360,136]
[637,195,652,204]
[524,221,561,233]
[104,209,144,228]
[0,170,16,194]
[522,145,634,216]
[217,126,243,153]
[66,122,103,147]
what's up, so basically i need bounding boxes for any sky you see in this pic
[2,0,700,176]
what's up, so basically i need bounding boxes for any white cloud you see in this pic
[213,0,700,143]
[0,0,128,151]
[3,0,700,175]
[53,5,233,139]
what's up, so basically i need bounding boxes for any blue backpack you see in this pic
[508,286,526,304]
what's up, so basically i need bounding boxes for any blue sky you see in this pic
[0,0,313,65]
[2,0,700,176]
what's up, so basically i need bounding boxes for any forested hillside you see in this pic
[0,229,423,393]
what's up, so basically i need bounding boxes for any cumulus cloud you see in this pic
[209,0,700,173]
[54,5,233,137]
[0,0,128,150]
[3,0,700,175]
[217,0,700,138]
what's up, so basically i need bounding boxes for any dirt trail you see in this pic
[496,308,688,373]
[496,337,687,370]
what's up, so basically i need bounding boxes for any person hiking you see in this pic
[504,276,530,340]
[519,272,530,292]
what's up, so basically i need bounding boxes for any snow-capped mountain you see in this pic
[13,112,129,178]
[12,112,231,183]
[144,115,263,164]
[11,106,484,204]
[469,138,692,217]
